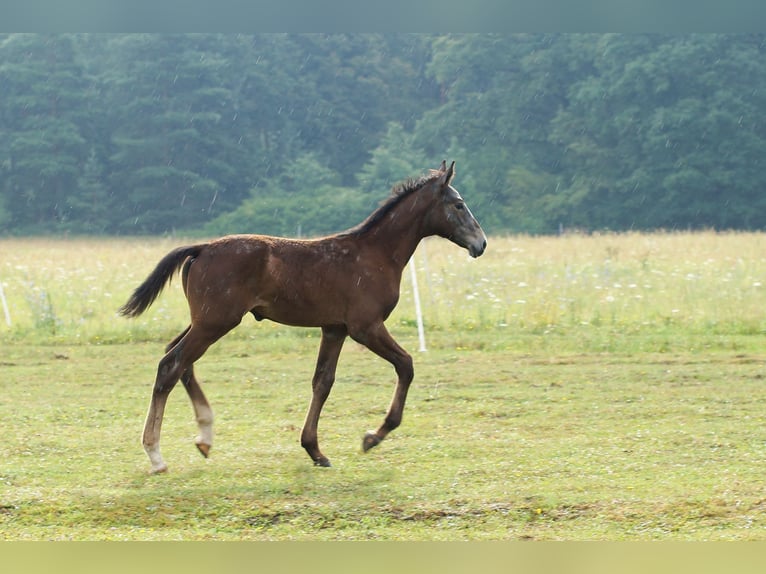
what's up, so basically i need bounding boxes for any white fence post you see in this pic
[0,281,11,327]
[409,254,427,352]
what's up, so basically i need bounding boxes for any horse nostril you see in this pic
[469,238,487,258]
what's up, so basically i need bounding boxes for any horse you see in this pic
[120,160,487,473]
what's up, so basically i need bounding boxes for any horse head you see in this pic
[427,161,487,258]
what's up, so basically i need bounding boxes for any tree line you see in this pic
[1,33,765,236]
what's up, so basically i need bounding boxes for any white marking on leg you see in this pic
[195,404,214,448]
[144,442,168,474]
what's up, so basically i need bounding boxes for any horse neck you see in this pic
[360,191,432,267]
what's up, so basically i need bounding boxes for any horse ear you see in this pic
[438,160,447,171]
[439,160,455,185]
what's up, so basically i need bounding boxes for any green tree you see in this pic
[357,122,426,193]
[4,34,766,236]
[549,34,766,230]
[206,152,372,237]
[102,34,247,233]
[281,34,438,183]
[0,34,94,231]
[415,34,596,233]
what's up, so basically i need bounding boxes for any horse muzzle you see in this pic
[468,236,487,258]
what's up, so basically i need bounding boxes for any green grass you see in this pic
[2,233,766,540]
[2,335,766,540]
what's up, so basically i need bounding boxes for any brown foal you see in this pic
[120,161,487,473]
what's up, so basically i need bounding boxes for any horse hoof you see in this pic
[196,442,211,458]
[150,464,168,475]
[362,432,381,452]
[314,457,332,468]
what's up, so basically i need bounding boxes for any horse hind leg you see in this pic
[181,366,214,458]
[143,347,183,474]
[143,322,233,474]
[164,327,213,455]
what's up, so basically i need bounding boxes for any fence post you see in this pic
[408,254,427,352]
[0,280,11,327]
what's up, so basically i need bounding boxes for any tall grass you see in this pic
[407,232,766,351]
[0,237,188,344]
[1,232,765,351]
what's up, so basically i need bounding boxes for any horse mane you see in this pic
[339,171,440,237]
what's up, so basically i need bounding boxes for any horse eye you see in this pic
[454,202,465,210]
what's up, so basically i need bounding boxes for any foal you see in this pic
[121,161,487,473]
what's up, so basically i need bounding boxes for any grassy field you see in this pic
[2,232,766,350]
[1,233,766,540]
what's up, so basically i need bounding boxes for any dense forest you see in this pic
[1,33,765,236]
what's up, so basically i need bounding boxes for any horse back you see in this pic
[183,234,400,329]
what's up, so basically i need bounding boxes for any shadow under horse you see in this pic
[120,161,487,473]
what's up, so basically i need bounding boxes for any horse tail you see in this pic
[119,244,206,318]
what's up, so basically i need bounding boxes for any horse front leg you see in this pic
[352,323,414,453]
[301,325,347,467]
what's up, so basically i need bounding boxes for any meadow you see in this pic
[1,232,766,540]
